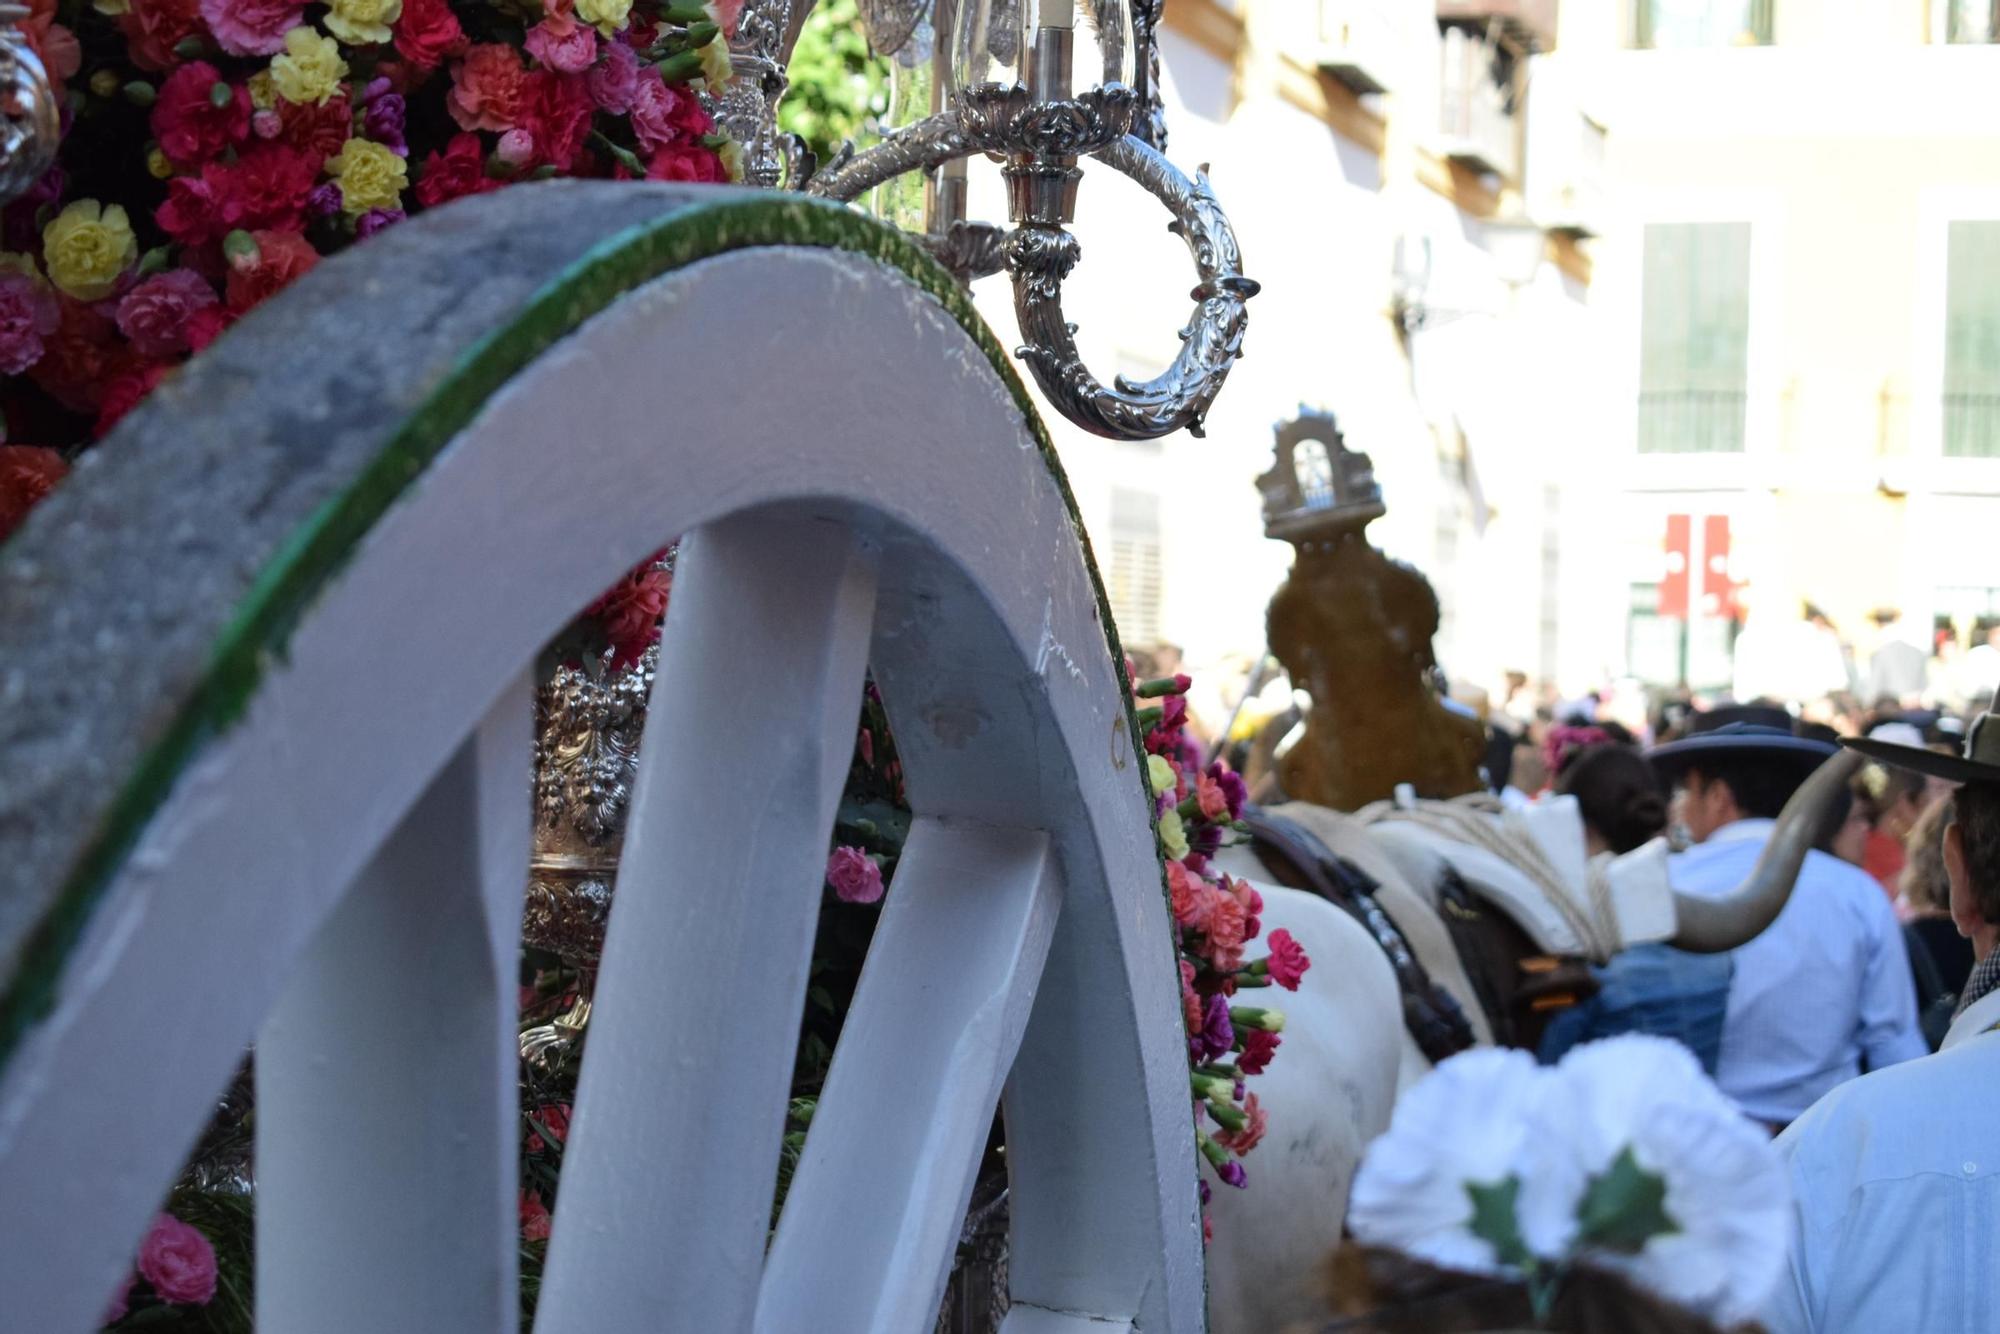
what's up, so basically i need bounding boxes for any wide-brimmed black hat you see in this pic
[1846,708,2000,784]
[1647,704,1839,783]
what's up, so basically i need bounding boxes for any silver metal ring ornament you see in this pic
[806,100,1257,440]
[1009,134,1256,441]
[0,13,57,209]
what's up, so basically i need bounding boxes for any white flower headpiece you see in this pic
[1347,1034,1790,1326]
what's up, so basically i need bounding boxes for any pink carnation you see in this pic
[1195,772,1229,822]
[116,269,219,359]
[628,67,694,153]
[137,1213,217,1306]
[1264,927,1310,991]
[1167,861,1207,930]
[525,8,597,73]
[826,845,883,905]
[1213,1091,1267,1155]
[707,0,742,35]
[0,273,59,375]
[1204,891,1247,972]
[448,43,529,132]
[585,38,638,113]
[198,0,306,55]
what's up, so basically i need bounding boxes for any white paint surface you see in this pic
[0,246,1203,1332]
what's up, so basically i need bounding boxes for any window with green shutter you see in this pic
[1944,220,2000,457]
[1944,0,2000,43]
[1637,221,1752,453]
[1633,0,1773,48]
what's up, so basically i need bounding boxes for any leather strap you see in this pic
[1244,807,1478,1064]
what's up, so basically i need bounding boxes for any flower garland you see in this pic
[1134,670,1310,1240]
[0,0,739,513]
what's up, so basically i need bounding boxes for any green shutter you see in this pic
[1945,220,2000,457]
[1638,221,1751,453]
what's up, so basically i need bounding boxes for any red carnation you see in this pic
[223,229,319,315]
[118,0,204,70]
[156,173,228,247]
[394,0,466,72]
[95,362,172,438]
[1236,1027,1281,1076]
[1263,928,1310,991]
[29,298,123,413]
[183,303,232,352]
[585,561,670,669]
[645,143,726,183]
[412,132,497,208]
[151,63,250,168]
[213,142,321,232]
[276,93,352,162]
[0,445,67,544]
[521,70,594,172]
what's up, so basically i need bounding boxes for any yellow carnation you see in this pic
[147,147,173,179]
[574,0,630,35]
[0,252,41,281]
[270,27,348,107]
[1158,808,1190,861]
[42,200,137,301]
[324,0,402,46]
[698,37,732,90]
[1147,753,1177,796]
[327,139,408,215]
[246,69,277,110]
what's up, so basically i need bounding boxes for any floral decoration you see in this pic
[1134,670,1310,1239]
[1346,1034,1791,1328]
[0,0,739,526]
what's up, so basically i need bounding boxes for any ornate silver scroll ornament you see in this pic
[717,0,1257,440]
[523,640,659,968]
[0,5,57,207]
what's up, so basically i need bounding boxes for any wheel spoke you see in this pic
[756,818,1061,1332]
[535,515,879,1334]
[255,673,533,1333]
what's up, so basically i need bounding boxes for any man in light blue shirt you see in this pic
[1651,708,1924,1128]
[1763,710,2000,1333]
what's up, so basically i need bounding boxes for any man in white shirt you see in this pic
[1649,707,1925,1129]
[1762,709,2000,1333]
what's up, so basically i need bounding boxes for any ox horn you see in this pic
[1668,748,1865,953]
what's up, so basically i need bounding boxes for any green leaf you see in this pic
[1575,1146,1678,1253]
[1465,1174,1533,1269]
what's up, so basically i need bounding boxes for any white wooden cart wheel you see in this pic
[0,183,1203,1334]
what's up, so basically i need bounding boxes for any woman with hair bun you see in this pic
[1557,743,1669,855]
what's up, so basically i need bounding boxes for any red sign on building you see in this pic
[1659,514,1692,620]
[1702,515,1740,619]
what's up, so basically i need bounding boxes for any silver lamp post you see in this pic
[722,0,1259,440]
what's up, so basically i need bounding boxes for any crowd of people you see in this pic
[1485,682,2000,1333]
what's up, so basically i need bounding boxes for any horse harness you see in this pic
[1242,807,1599,1059]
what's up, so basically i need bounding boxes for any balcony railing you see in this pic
[1438,24,1523,182]
[1945,392,2000,458]
[1637,388,1747,454]
[1524,69,1607,236]
[1435,0,1561,52]
[1304,0,1412,95]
